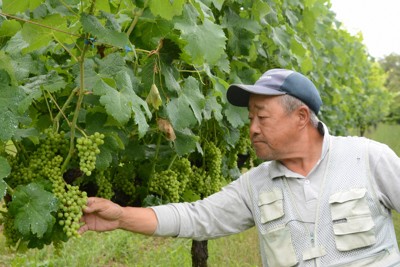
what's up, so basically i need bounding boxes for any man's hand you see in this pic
[79,197,158,235]
[79,197,123,234]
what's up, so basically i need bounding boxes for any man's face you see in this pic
[248,94,298,161]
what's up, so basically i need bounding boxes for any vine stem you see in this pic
[0,12,80,37]
[41,88,54,122]
[61,0,97,173]
[53,87,78,130]
[61,41,90,173]
[6,184,14,196]
[126,0,148,35]
[168,154,178,170]
[53,33,79,62]
[150,134,162,178]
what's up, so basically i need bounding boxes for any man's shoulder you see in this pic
[331,135,393,155]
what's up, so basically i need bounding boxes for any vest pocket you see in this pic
[258,188,284,223]
[262,225,298,267]
[329,188,376,251]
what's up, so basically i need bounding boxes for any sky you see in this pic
[330,0,400,59]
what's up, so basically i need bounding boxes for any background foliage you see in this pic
[0,0,393,253]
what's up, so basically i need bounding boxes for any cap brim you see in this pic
[227,84,286,107]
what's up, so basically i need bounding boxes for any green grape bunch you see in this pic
[58,184,88,238]
[149,169,180,203]
[96,170,114,200]
[76,132,105,176]
[187,141,224,198]
[171,157,192,195]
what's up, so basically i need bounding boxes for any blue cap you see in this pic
[227,69,322,114]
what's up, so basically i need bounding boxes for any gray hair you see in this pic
[278,94,319,128]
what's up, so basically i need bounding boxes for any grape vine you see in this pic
[0,0,391,260]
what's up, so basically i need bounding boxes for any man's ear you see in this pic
[297,106,310,129]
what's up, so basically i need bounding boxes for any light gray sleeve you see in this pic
[369,140,400,211]
[151,175,255,240]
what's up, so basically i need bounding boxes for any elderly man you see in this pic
[79,69,400,266]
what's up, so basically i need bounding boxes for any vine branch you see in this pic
[0,12,81,37]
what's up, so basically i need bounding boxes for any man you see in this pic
[79,69,400,266]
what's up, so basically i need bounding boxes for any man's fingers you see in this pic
[78,224,88,235]
[86,197,97,207]
[83,197,100,213]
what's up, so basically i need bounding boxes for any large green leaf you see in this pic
[224,105,249,128]
[149,0,185,20]
[0,20,21,37]
[0,71,27,141]
[0,178,7,200]
[8,183,58,238]
[166,97,197,130]
[175,15,226,66]
[0,155,11,179]
[222,7,261,56]
[2,0,42,14]
[0,156,11,199]
[174,129,199,156]
[80,13,129,48]
[166,77,205,130]
[95,72,151,137]
[21,14,76,53]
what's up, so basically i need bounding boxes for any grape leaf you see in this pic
[0,156,11,199]
[174,129,199,156]
[0,156,11,179]
[21,14,76,53]
[251,0,272,21]
[180,77,205,124]
[80,13,129,48]
[149,0,185,20]
[0,20,21,37]
[166,77,205,130]
[3,32,30,54]
[181,19,226,65]
[22,70,66,93]
[96,72,151,137]
[0,179,7,200]
[98,53,127,76]
[2,0,42,14]
[0,71,26,140]
[223,7,261,56]
[11,54,36,81]
[95,134,124,171]
[203,96,223,122]
[96,0,111,13]
[0,110,18,141]
[224,105,249,128]
[8,183,58,239]
[272,25,291,47]
[175,8,226,66]
[161,66,181,93]
[210,0,225,10]
[166,97,196,130]
[18,71,66,114]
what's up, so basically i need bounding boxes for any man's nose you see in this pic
[249,119,260,136]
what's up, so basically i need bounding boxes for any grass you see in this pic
[0,227,261,267]
[1,123,399,267]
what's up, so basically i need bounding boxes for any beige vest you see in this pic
[252,136,400,267]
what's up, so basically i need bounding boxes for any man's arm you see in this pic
[79,197,157,235]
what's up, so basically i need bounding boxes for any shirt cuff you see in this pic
[150,204,180,237]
